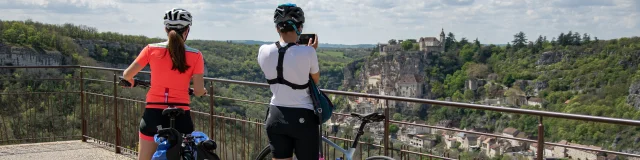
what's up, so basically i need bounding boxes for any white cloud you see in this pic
[0,0,638,44]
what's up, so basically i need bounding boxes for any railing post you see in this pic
[537,116,544,160]
[80,67,86,142]
[209,81,215,137]
[384,100,390,156]
[113,73,121,154]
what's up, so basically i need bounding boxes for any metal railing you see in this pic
[1,65,639,160]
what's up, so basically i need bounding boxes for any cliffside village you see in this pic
[326,29,623,160]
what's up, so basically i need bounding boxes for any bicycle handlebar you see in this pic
[118,76,207,96]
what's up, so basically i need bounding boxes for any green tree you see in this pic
[444,70,467,96]
[413,43,420,50]
[583,33,591,44]
[401,40,414,50]
[445,32,457,51]
[388,39,397,45]
[502,74,515,87]
[430,81,445,98]
[452,90,464,101]
[101,48,108,57]
[464,89,475,102]
[459,37,469,47]
[459,44,475,62]
[572,31,582,45]
[393,113,403,121]
[464,62,489,79]
[512,31,527,50]
[389,124,399,134]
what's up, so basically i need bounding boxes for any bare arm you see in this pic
[192,74,206,96]
[123,62,145,81]
[192,53,207,96]
[124,46,150,82]
[311,72,320,84]
[309,41,320,84]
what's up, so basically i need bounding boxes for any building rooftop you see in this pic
[503,127,520,136]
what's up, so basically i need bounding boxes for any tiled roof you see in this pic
[503,127,519,136]
[420,37,439,42]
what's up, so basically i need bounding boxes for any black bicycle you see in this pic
[119,76,220,160]
[254,112,395,160]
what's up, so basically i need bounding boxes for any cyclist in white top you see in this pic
[256,3,320,160]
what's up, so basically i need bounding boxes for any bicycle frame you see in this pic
[320,120,367,160]
[322,136,356,160]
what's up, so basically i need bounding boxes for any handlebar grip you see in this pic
[118,76,151,87]
[189,88,209,96]
[118,76,133,87]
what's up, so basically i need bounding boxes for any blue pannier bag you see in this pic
[152,128,182,160]
[152,129,220,160]
[308,75,335,124]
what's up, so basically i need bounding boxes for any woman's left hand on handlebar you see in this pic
[125,77,135,88]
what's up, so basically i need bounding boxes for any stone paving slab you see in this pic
[0,140,134,160]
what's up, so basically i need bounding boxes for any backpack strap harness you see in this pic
[266,41,310,90]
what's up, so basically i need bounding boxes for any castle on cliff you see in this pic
[377,28,446,55]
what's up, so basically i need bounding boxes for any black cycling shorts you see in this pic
[265,105,320,159]
[139,108,194,141]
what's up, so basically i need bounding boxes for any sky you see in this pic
[0,0,638,45]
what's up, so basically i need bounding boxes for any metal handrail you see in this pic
[2,65,640,159]
[38,65,638,126]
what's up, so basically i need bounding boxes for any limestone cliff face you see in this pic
[342,51,434,117]
[344,52,430,95]
[0,42,70,66]
[0,39,146,70]
[627,81,640,110]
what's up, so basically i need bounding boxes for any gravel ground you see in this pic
[0,140,134,160]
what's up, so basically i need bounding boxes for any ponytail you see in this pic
[167,28,190,73]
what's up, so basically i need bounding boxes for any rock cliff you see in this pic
[536,51,565,65]
[627,81,640,110]
[342,51,434,117]
[0,39,146,70]
[0,42,70,66]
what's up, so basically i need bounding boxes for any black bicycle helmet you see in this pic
[273,3,305,35]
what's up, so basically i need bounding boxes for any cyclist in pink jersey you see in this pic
[121,8,207,160]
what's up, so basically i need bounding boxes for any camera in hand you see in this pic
[297,33,316,45]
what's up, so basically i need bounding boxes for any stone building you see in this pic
[395,74,423,98]
[377,28,447,55]
[418,28,446,53]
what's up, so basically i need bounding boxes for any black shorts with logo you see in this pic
[265,105,320,159]
[139,108,195,139]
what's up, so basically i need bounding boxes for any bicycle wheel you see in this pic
[365,156,395,160]
[255,145,273,160]
[182,152,195,160]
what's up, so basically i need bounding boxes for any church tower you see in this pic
[440,28,446,52]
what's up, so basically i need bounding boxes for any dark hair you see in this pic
[167,27,191,73]
[276,22,303,33]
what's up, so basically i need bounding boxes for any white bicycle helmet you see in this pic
[164,8,192,29]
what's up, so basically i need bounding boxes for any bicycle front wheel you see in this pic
[255,145,273,160]
[365,156,395,160]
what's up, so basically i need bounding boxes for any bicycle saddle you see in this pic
[162,108,185,117]
[350,112,385,122]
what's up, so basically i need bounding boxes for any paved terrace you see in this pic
[0,140,134,160]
